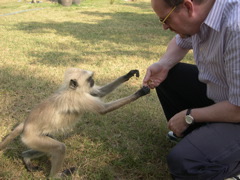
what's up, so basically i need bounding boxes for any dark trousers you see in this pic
[155,63,240,179]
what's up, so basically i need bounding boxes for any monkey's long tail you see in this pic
[0,123,24,150]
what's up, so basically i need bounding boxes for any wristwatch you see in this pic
[185,109,194,125]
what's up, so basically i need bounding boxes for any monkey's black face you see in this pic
[87,76,94,87]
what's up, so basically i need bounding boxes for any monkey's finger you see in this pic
[130,70,139,77]
[135,70,140,78]
[142,86,150,95]
[136,86,150,96]
[125,70,139,79]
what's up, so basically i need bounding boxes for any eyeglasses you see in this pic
[159,6,176,25]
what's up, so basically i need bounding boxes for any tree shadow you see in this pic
[120,0,153,10]
[1,3,173,178]
[13,10,172,66]
[1,64,171,178]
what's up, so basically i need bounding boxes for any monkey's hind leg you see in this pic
[22,149,77,177]
[22,135,67,178]
[22,149,45,171]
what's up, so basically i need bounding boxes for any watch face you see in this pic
[185,115,194,124]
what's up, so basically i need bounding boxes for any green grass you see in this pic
[0,0,193,179]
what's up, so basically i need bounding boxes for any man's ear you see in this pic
[184,0,193,16]
[69,79,78,89]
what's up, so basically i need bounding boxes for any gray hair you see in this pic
[163,0,204,7]
[163,0,183,7]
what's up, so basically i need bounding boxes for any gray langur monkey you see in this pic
[0,68,150,178]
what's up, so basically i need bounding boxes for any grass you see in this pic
[0,0,193,179]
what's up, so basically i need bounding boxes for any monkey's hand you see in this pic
[135,86,150,97]
[124,70,140,81]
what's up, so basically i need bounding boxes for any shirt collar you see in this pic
[203,0,225,32]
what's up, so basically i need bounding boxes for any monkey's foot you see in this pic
[61,167,77,177]
[22,158,43,172]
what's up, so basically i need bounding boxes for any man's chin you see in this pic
[179,34,191,38]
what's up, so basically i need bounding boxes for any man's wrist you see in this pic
[185,109,194,125]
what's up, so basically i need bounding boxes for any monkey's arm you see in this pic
[91,70,139,97]
[97,86,150,114]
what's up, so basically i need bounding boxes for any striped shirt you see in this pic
[176,0,240,106]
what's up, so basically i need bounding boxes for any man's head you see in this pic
[152,0,214,38]
[162,0,204,7]
[162,0,183,7]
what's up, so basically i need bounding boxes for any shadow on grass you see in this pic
[1,3,174,178]
[121,0,153,10]
[12,11,173,67]
[0,65,58,177]
[1,64,173,179]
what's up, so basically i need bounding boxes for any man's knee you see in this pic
[167,146,187,176]
[166,139,229,180]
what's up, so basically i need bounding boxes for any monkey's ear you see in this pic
[69,79,78,89]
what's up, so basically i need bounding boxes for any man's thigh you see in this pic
[168,123,240,179]
[156,63,214,120]
[187,123,240,163]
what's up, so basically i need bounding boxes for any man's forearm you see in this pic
[192,101,240,123]
[159,37,190,69]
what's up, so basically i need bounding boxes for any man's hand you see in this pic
[167,110,189,137]
[143,62,169,89]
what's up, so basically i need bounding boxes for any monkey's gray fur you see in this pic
[0,68,150,178]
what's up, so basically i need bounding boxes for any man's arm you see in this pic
[143,36,190,88]
[192,101,240,123]
[168,101,240,137]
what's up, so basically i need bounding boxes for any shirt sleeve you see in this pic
[175,34,193,49]
[224,29,240,106]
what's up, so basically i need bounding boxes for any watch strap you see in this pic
[186,108,192,115]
